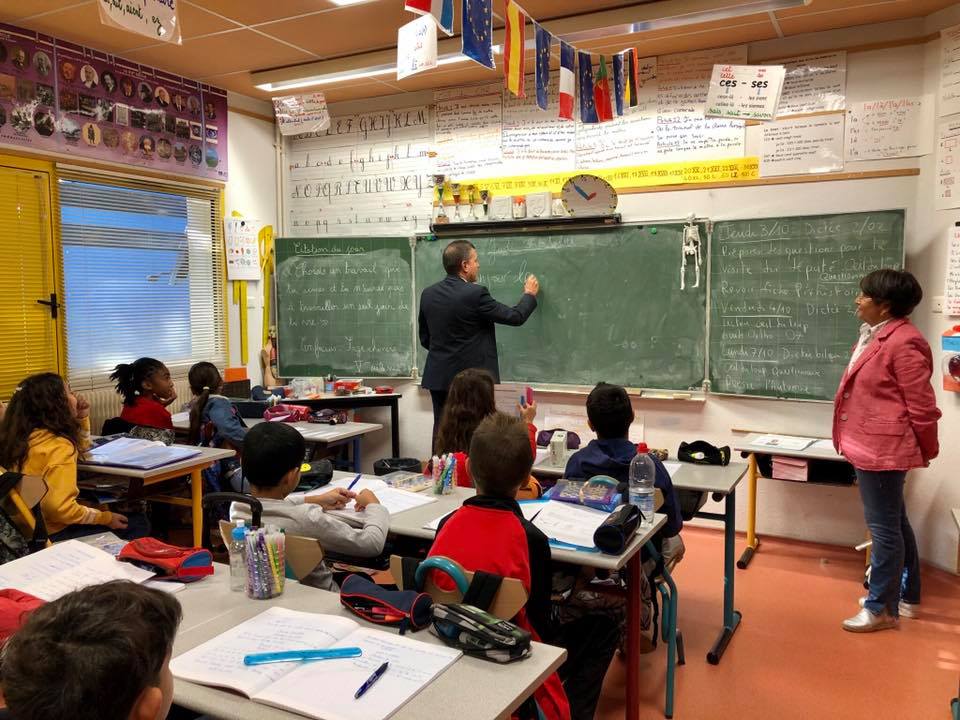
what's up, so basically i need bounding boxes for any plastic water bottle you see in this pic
[628,444,656,529]
[228,520,247,592]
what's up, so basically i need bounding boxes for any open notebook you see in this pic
[85,437,201,470]
[171,607,461,720]
[0,540,153,601]
[291,476,436,526]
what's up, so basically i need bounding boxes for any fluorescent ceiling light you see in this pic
[254,0,809,91]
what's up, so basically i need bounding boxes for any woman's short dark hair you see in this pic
[442,240,475,275]
[0,580,181,720]
[859,269,923,318]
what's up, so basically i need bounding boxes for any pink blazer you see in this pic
[833,318,941,471]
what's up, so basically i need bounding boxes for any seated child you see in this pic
[434,368,541,497]
[0,580,182,720]
[0,373,145,541]
[564,382,684,566]
[231,422,389,591]
[110,358,178,430]
[429,413,619,720]
[186,361,246,492]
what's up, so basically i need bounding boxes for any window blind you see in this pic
[0,165,61,399]
[58,173,225,390]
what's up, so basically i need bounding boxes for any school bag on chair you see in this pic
[0,472,48,565]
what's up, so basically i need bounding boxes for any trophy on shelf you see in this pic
[432,175,448,223]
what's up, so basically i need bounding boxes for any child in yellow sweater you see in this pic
[0,373,145,541]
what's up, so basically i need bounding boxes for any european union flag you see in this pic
[613,53,625,116]
[535,24,552,111]
[462,0,494,70]
[577,51,598,123]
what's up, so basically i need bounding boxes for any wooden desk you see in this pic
[669,461,747,665]
[382,479,668,720]
[79,446,234,547]
[173,569,567,720]
[732,433,850,569]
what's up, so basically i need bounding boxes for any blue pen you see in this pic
[347,473,362,491]
[243,647,362,666]
[354,661,389,699]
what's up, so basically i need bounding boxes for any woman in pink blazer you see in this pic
[833,269,940,633]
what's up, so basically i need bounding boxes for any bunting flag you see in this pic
[594,55,614,122]
[462,0,495,69]
[404,0,454,36]
[504,0,525,97]
[577,51,598,123]
[626,48,639,108]
[559,41,575,120]
[535,24,552,111]
[612,52,625,116]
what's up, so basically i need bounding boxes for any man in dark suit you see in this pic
[419,240,540,434]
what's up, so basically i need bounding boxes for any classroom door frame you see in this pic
[0,152,67,396]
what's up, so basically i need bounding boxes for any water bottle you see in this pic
[228,520,247,592]
[628,444,656,529]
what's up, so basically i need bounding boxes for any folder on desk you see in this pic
[85,437,201,470]
[772,456,809,482]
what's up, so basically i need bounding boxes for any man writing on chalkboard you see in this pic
[419,240,540,438]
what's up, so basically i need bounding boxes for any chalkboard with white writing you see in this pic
[275,237,414,378]
[709,211,905,400]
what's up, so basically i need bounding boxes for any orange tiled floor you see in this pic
[594,526,960,720]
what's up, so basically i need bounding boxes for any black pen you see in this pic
[354,661,389,699]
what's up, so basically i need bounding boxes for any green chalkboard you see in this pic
[275,237,414,378]
[709,211,905,400]
[415,225,707,390]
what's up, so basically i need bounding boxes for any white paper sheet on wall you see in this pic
[755,115,844,177]
[433,93,504,179]
[940,24,960,118]
[944,226,960,316]
[501,74,576,174]
[286,106,433,236]
[937,117,960,209]
[845,95,934,161]
[770,52,847,117]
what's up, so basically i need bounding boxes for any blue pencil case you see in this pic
[339,574,433,633]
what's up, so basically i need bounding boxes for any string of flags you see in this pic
[402,0,649,124]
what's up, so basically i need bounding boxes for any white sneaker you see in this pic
[858,596,919,618]
[842,607,898,633]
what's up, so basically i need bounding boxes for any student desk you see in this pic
[173,569,567,720]
[668,462,747,664]
[383,484,667,720]
[732,433,848,570]
[172,417,383,473]
[287,392,404,458]
[78,446,234,547]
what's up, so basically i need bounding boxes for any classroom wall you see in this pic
[225,96,279,383]
[309,6,960,572]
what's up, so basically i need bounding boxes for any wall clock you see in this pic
[560,174,618,217]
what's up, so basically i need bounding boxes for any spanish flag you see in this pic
[504,0,525,97]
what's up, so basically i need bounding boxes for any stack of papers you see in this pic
[532,501,611,552]
[749,434,816,452]
[0,540,153,601]
[85,437,201,470]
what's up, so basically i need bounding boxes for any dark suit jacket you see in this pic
[418,274,537,390]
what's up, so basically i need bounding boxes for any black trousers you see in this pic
[555,613,620,720]
[430,389,448,447]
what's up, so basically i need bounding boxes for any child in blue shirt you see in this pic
[186,361,246,491]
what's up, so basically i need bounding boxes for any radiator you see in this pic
[86,378,192,435]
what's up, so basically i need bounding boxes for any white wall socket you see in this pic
[932,295,944,313]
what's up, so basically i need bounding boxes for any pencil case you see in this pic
[339,574,433,633]
[431,603,531,663]
[117,537,213,582]
[544,477,621,512]
[593,503,642,555]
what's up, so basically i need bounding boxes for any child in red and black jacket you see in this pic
[110,357,177,430]
[429,413,618,720]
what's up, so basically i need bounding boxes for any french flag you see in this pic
[559,41,575,120]
[405,0,454,36]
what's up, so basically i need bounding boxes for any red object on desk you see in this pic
[374,386,394,394]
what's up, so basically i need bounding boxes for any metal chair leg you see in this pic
[647,542,678,719]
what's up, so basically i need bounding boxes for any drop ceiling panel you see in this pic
[124,29,315,78]
[778,0,956,35]
[260,3,412,58]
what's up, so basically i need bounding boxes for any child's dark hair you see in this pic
[434,368,496,455]
[242,422,305,489]
[469,412,533,497]
[586,382,634,439]
[109,357,166,407]
[187,361,223,445]
[0,373,82,472]
[0,580,182,720]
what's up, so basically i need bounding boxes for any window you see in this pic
[58,174,225,389]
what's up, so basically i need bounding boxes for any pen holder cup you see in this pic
[245,539,285,600]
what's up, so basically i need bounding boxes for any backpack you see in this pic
[0,472,48,565]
